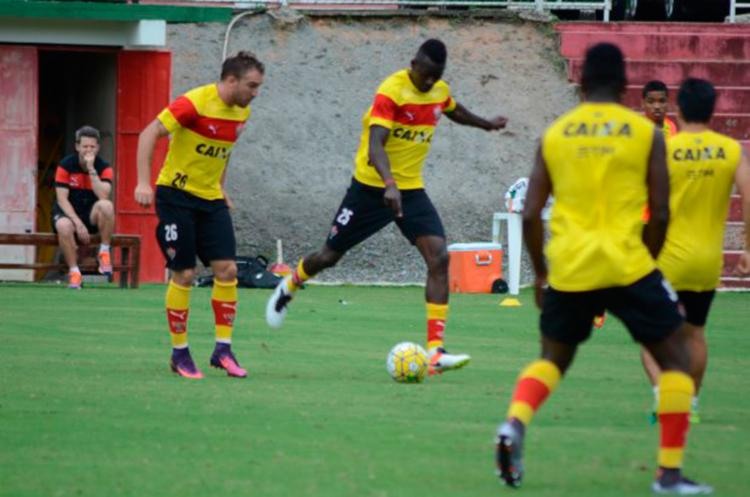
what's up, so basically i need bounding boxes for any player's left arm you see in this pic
[642,128,669,259]
[734,150,750,275]
[523,143,551,309]
[220,167,234,210]
[445,102,507,131]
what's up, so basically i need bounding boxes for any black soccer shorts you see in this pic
[540,270,684,346]
[677,290,716,327]
[52,202,98,235]
[325,178,445,253]
[155,186,236,271]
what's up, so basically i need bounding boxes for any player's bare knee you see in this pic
[171,268,195,286]
[213,261,237,281]
[55,219,75,239]
[95,199,115,218]
[427,250,449,274]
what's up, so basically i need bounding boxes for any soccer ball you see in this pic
[386,342,429,383]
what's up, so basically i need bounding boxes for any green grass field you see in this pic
[0,283,748,497]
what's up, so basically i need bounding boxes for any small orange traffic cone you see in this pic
[269,239,291,277]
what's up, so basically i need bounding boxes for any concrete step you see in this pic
[719,276,750,289]
[724,222,745,251]
[723,250,746,276]
[560,32,750,61]
[568,59,750,87]
[556,22,750,35]
[707,114,750,140]
[728,195,744,223]
[621,86,750,115]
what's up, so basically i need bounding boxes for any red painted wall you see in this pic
[116,50,171,283]
[0,46,38,281]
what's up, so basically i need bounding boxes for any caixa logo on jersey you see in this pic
[195,143,230,159]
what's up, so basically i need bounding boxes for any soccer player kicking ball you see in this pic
[642,78,750,424]
[134,52,265,379]
[266,39,507,375]
[495,44,712,495]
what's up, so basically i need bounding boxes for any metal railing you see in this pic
[729,0,750,22]
[134,0,613,20]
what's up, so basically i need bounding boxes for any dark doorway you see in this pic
[36,49,117,274]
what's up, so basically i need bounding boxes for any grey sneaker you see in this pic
[496,419,525,488]
[652,476,713,495]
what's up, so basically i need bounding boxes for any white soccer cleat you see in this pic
[651,476,713,495]
[266,277,293,329]
[428,347,471,375]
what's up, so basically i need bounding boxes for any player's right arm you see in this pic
[523,143,551,309]
[368,125,402,218]
[734,150,750,275]
[135,119,170,207]
[642,128,669,259]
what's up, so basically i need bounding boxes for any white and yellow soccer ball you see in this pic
[386,342,429,383]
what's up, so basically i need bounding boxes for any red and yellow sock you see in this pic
[165,280,191,349]
[426,302,448,351]
[287,259,310,292]
[211,278,238,344]
[657,371,694,469]
[507,359,561,426]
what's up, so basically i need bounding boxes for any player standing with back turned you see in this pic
[494,43,712,495]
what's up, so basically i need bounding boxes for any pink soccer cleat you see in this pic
[170,349,204,379]
[210,345,247,378]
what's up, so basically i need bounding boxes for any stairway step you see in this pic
[568,59,750,87]
[706,114,750,140]
[720,276,750,289]
[725,222,746,251]
[621,86,750,115]
[728,195,744,223]
[560,32,750,61]
[556,22,750,35]
[723,250,745,276]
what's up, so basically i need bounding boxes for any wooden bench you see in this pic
[0,233,141,288]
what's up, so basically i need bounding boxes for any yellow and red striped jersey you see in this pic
[156,83,250,200]
[54,154,113,212]
[353,69,456,190]
[663,116,678,138]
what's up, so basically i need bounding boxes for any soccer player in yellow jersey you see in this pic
[640,78,750,425]
[593,80,677,329]
[266,39,507,374]
[134,52,265,379]
[494,44,712,495]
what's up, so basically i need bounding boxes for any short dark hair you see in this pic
[75,125,100,143]
[677,78,716,124]
[417,39,447,65]
[580,43,626,96]
[642,80,668,98]
[221,51,265,80]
